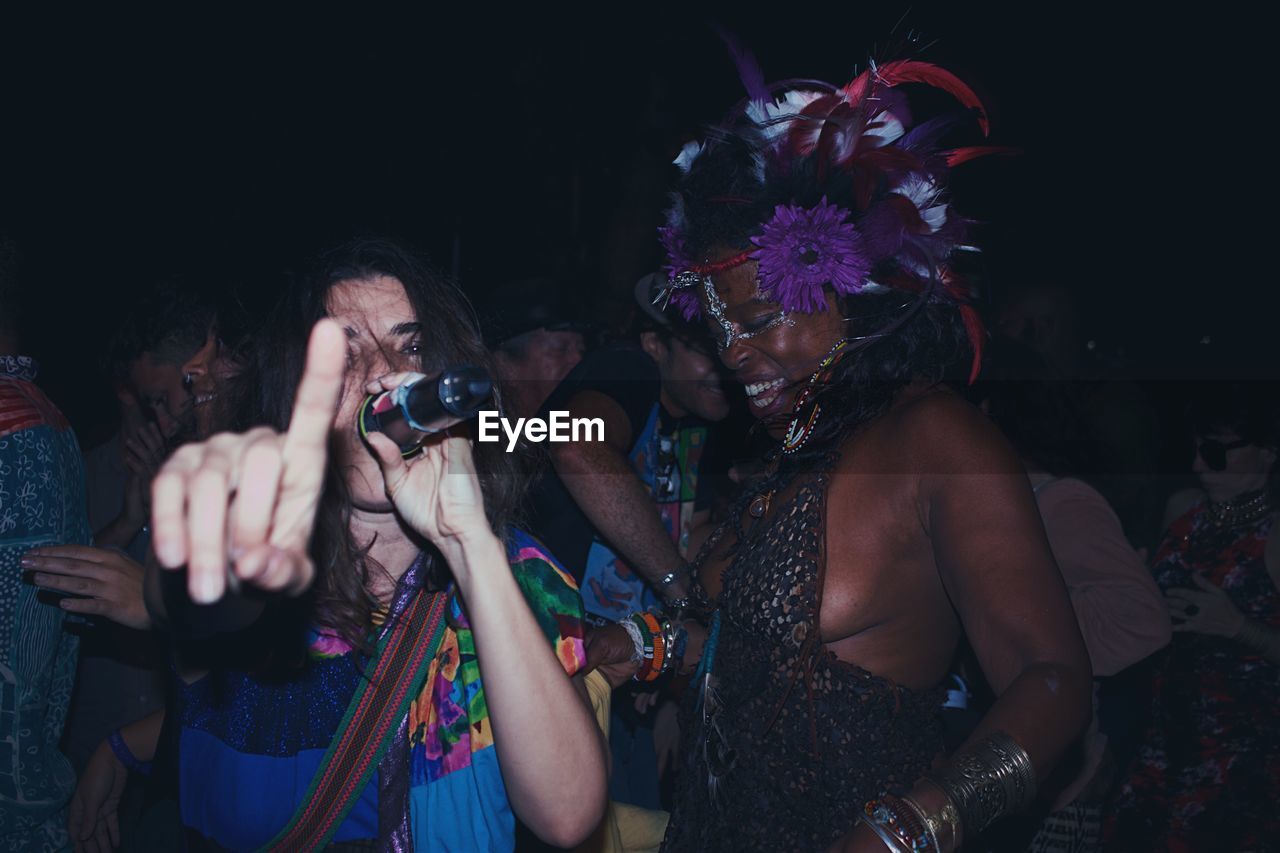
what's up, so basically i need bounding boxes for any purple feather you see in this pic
[897,114,964,153]
[715,26,770,104]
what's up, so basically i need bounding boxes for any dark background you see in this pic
[0,5,1258,445]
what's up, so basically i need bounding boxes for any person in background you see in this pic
[1108,383,1280,850]
[28,283,240,800]
[484,277,588,420]
[525,271,730,811]
[974,337,1170,851]
[107,281,218,454]
[1,235,94,851]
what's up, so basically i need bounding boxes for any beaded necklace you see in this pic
[1204,489,1273,530]
[745,339,851,521]
[781,338,851,454]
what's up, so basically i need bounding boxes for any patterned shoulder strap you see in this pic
[261,587,451,852]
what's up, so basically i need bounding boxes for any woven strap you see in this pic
[261,588,451,852]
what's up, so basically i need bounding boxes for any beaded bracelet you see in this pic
[107,729,153,776]
[617,617,645,665]
[639,612,666,681]
[863,795,935,853]
[627,613,655,659]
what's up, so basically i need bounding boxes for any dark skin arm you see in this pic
[922,397,1092,773]
[548,388,689,600]
[829,393,1092,852]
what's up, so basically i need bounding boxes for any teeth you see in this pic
[744,378,785,397]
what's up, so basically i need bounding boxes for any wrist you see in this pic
[107,729,153,776]
[657,563,691,603]
[441,531,504,586]
[1234,617,1276,652]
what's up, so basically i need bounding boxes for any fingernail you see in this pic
[192,572,218,604]
[156,541,182,568]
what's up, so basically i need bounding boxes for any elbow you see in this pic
[527,777,607,848]
[548,439,599,474]
[518,735,609,848]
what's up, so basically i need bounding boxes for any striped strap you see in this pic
[261,587,451,852]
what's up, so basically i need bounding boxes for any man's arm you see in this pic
[548,389,688,601]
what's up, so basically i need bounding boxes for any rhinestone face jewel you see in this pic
[702,276,792,352]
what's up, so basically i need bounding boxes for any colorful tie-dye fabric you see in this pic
[177,528,585,851]
[404,531,586,849]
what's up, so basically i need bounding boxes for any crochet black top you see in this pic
[662,455,945,852]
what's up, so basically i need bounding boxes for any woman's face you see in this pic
[702,254,846,432]
[1193,427,1277,503]
[325,275,425,511]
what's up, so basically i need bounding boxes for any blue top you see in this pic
[177,528,586,851]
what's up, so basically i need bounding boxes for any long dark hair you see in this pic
[231,237,530,648]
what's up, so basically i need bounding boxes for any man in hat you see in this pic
[523,272,731,807]
[484,277,589,420]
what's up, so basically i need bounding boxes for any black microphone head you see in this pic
[435,366,492,418]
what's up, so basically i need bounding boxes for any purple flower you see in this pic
[750,197,870,313]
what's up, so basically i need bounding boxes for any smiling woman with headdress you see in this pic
[588,45,1094,853]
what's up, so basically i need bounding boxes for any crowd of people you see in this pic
[2,44,1277,853]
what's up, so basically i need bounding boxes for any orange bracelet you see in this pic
[638,612,666,681]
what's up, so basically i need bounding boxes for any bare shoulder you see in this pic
[837,384,1023,478]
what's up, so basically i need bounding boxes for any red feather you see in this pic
[960,304,985,385]
[940,271,987,385]
[944,146,1020,168]
[845,60,989,136]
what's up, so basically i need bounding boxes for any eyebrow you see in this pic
[342,321,422,338]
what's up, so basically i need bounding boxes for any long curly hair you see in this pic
[230,237,531,649]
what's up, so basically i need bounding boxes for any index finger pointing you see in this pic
[282,319,347,463]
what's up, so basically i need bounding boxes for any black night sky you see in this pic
[0,6,1260,443]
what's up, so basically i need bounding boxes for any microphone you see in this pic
[358,366,493,455]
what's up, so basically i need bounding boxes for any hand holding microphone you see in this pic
[360,369,496,563]
[358,366,492,455]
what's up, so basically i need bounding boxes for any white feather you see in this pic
[674,141,704,174]
[860,107,906,148]
[891,174,948,233]
[747,90,826,145]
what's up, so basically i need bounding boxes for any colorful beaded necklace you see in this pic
[746,338,852,520]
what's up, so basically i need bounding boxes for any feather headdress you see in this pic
[661,50,1008,382]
